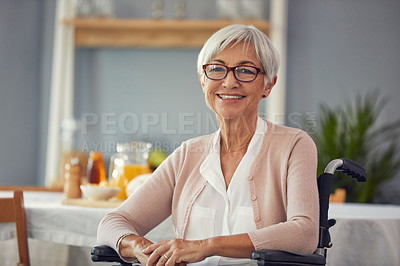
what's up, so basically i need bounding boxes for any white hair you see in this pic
[197,24,280,85]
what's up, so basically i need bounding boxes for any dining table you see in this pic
[1,190,399,266]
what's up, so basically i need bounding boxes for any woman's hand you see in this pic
[142,234,254,265]
[119,235,154,265]
[142,238,209,266]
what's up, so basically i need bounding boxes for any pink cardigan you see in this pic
[97,120,319,256]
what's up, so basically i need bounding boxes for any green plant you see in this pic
[305,91,400,203]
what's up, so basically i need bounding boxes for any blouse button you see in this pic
[255,216,261,222]
[247,175,253,181]
[251,195,257,201]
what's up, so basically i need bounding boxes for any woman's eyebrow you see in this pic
[211,59,225,64]
[211,59,257,66]
[238,60,256,66]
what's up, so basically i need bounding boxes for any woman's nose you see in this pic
[222,70,239,89]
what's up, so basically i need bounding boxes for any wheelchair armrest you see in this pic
[251,250,326,265]
[91,245,133,265]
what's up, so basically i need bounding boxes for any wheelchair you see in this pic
[91,158,367,266]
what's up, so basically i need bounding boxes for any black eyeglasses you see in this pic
[202,64,265,82]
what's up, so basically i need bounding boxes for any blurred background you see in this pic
[1,0,399,203]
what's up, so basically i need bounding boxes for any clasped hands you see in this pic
[129,236,209,266]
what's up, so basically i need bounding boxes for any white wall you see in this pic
[0,0,43,185]
[74,48,215,158]
[285,0,400,126]
[284,0,400,203]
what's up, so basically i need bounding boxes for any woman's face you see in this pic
[199,42,274,122]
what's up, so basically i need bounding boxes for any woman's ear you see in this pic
[263,75,277,99]
[198,72,206,93]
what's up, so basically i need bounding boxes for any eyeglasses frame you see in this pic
[202,63,265,82]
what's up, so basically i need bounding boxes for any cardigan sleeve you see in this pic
[96,145,183,252]
[248,130,319,255]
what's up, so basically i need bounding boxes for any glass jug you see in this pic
[109,141,152,199]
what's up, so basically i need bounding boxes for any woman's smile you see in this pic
[217,93,246,100]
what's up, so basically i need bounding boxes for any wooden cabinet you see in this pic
[63,18,269,48]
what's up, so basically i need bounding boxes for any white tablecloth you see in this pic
[1,192,400,266]
[0,191,173,266]
[327,203,400,266]
[0,191,174,247]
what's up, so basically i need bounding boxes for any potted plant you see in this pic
[304,91,400,203]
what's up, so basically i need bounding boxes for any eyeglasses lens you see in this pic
[235,66,257,81]
[205,65,258,82]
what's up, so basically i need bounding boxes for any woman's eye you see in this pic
[210,67,225,72]
[237,67,255,75]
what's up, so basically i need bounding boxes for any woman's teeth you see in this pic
[218,94,244,99]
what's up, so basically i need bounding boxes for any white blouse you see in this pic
[185,117,267,265]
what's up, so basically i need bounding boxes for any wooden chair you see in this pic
[0,190,30,266]
[0,185,62,192]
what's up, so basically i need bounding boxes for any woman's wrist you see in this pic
[116,233,135,254]
[117,233,141,262]
[206,234,255,258]
[198,238,214,258]
[120,234,154,264]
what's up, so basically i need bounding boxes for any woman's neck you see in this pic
[217,115,258,153]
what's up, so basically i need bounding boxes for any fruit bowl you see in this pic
[80,185,120,201]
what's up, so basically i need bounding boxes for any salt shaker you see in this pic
[64,157,82,199]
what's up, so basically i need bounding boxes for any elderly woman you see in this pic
[97,24,319,265]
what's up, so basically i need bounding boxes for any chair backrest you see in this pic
[0,190,30,266]
[0,185,62,192]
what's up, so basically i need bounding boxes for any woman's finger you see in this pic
[155,252,172,266]
[132,238,153,265]
[146,246,168,265]
[142,241,165,255]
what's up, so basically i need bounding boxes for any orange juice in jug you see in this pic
[109,141,153,200]
[113,164,151,199]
